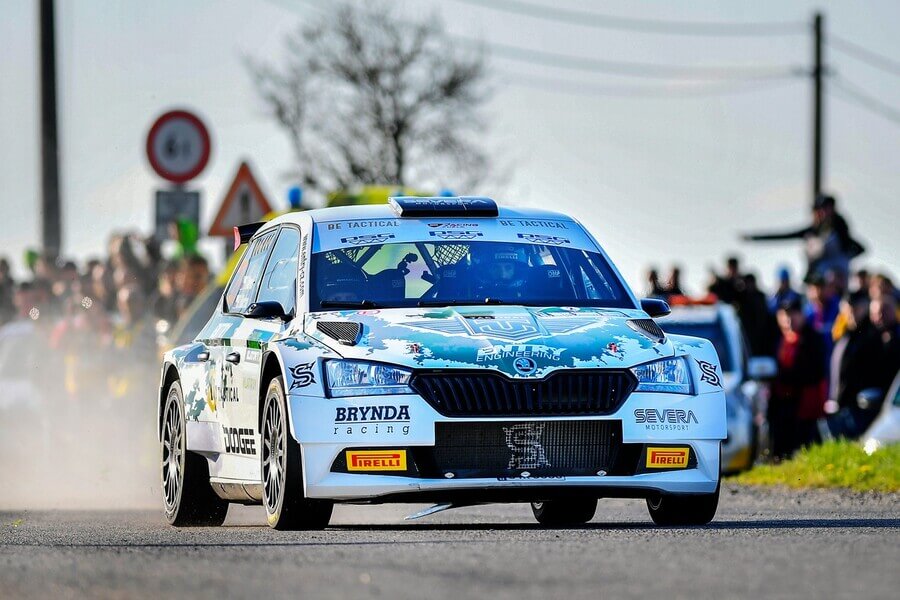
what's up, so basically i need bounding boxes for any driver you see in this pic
[317,258,367,304]
[470,244,530,300]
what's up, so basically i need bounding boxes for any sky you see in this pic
[1,0,898,294]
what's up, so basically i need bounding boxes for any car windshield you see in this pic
[658,320,733,372]
[309,240,632,310]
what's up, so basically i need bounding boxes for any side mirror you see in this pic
[245,301,291,322]
[747,356,777,380]
[640,298,671,318]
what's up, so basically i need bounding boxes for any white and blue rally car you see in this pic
[159,197,726,529]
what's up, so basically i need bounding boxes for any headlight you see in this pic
[631,357,693,394]
[325,360,413,398]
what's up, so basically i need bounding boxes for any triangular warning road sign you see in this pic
[208,161,274,236]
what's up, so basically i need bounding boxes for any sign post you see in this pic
[146,109,211,248]
[208,161,273,257]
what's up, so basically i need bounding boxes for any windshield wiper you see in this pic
[417,299,463,307]
[416,298,511,307]
[319,300,380,309]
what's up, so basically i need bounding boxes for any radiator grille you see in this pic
[409,370,635,417]
[415,420,621,478]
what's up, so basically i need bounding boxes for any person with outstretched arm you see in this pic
[742,194,863,281]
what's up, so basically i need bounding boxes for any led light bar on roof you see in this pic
[389,196,499,217]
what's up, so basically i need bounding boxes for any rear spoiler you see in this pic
[233,222,266,250]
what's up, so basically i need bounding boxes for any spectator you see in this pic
[804,271,841,362]
[736,273,778,357]
[646,268,667,298]
[742,193,864,281]
[174,255,210,318]
[151,261,180,325]
[708,256,742,304]
[0,257,15,325]
[851,268,871,297]
[827,291,875,436]
[770,299,827,458]
[666,266,685,297]
[768,267,802,314]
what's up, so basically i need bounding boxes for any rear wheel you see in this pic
[261,376,333,530]
[531,498,597,526]
[646,484,720,526]
[161,379,228,526]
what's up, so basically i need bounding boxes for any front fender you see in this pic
[265,336,337,441]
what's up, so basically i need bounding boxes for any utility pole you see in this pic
[39,0,62,259]
[812,12,824,203]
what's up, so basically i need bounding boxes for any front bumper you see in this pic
[289,389,725,501]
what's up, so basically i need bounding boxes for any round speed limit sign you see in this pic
[146,110,211,183]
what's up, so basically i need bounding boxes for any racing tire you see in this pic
[261,376,333,530]
[162,379,229,527]
[646,483,720,526]
[531,498,597,526]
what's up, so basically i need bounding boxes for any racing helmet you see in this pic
[470,243,529,291]
[317,258,367,302]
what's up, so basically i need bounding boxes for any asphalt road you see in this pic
[1,484,897,600]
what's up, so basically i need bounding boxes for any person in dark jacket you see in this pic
[769,298,827,458]
[742,194,862,281]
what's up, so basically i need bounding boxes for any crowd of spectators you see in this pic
[648,193,899,461]
[0,233,210,407]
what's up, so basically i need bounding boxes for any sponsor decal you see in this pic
[646,447,690,469]
[467,315,540,341]
[503,423,550,469]
[498,219,569,229]
[346,450,407,471]
[429,230,483,240]
[513,356,537,375]
[297,232,309,297]
[340,233,395,245]
[427,222,480,228]
[634,408,699,431]
[221,362,239,403]
[333,405,411,436]
[696,359,722,387]
[517,233,570,245]
[289,362,316,390]
[245,348,262,364]
[476,344,563,363]
[497,475,565,481]
[223,427,256,455]
[326,220,401,230]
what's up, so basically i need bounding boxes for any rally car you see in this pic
[159,197,726,529]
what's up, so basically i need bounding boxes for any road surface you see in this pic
[1,484,897,599]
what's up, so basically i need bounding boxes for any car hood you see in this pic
[304,305,673,377]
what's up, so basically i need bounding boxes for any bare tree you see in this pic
[246,2,490,193]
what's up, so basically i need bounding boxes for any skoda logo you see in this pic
[513,357,537,376]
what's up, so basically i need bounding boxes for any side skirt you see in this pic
[209,478,263,504]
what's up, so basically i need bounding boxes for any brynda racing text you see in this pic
[333,405,411,436]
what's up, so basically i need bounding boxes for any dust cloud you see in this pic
[1,333,161,510]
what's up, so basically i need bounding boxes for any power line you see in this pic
[272,0,805,81]
[499,72,801,98]
[454,0,807,37]
[482,39,806,80]
[832,77,900,127]
[830,34,900,78]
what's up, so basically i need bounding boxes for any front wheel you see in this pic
[261,376,333,530]
[161,379,228,526]
[531,498,597,526]
[646,484,720,526]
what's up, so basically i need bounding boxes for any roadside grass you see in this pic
[730,440,900,493]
